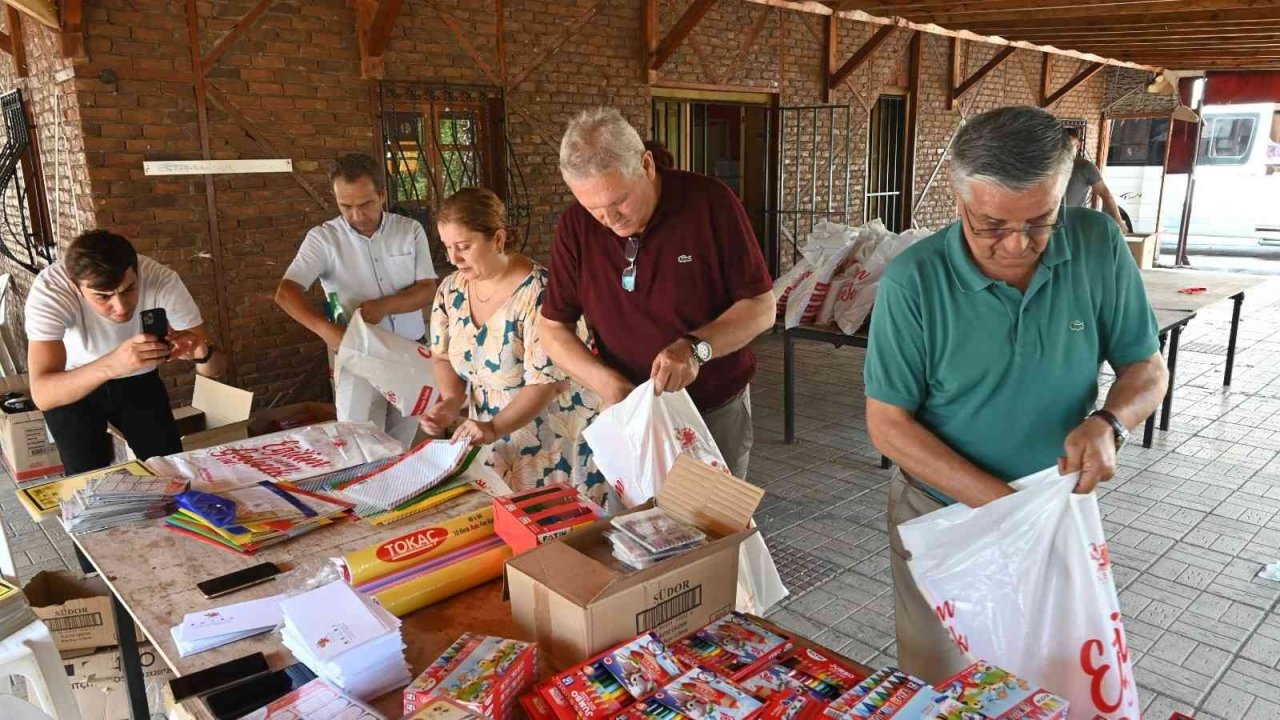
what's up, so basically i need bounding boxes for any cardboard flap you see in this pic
[505,539,619,607]
[191,376,254,429]
[657,456,764,536]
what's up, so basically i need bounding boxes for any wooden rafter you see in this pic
[821,15,836,103]
[1038,53,1051,107]
[509,0,604,91]
[903,30,921,228]
[203,0,273,70]
[847,1,1279,25]
[59,0,83,59]
[1041,61,1104,108]
[650,0,717,71]
[829,24,895,94]
[431,2,502,86]
[952,46,1015,104]
[946,37,961,111]
[3,0,55,29]
[5,7,25,77]
[662,0,718,85]
[723,6,774,86]
[356,0,403,78]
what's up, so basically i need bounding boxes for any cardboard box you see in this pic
[65,643,173,720]
[404,633,537,719]
[1125,233,1156,269]
[0,374,63,481]
[110,375,254,462]
[494,484,602,555]
[247,401,336,437]
[505,457,764,669]
[23,570,142,654]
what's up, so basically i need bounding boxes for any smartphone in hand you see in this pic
[140,308,169,344]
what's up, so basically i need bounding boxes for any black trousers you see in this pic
[43,370,182,475]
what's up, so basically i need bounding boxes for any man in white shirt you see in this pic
[25,230,229,474]
[275,152,438,446]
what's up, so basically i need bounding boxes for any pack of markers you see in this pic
[819,661,1068,719]
[534,631,686,720]
[493,484,603,555]
[607,508,708,569]
[670,613,794,681]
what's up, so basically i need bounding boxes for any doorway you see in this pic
[865,94,908,233]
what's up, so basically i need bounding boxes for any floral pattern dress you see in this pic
[430,265,610,506]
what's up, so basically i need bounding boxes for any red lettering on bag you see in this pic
[934,600,956,622]
[1079,611,1133,714]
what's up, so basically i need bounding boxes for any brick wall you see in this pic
[7,0,1113,404]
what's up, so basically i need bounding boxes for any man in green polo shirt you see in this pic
[864,106,1169,683]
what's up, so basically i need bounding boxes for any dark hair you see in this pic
[64,230,139,290]
[950,106,1073,196]
[644,140,674,169]
[330,152,385,192]
[437,187,506,238]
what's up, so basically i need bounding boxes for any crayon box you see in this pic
[539,631,684,720]
[672,612,793,682]
[651,668,763,720]
[740,646,868,703]
[933,661,1068,720]
[493,484,603,554]
[404,633,537,720]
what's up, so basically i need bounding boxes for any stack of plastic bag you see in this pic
[772,219,929,331]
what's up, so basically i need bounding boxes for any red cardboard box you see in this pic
[538,631,685,720]
[404,633,536,720]
[493,484,602,554]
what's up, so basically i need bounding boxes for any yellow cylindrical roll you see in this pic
[371,543,512,616]
[341,500,495,585]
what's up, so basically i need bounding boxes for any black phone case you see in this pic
[168,652,270,702]
[197,563,281,599]
[206,664,318,720]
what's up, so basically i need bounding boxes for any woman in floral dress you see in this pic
[419,187,609,506]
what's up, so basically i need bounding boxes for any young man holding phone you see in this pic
[25,230,228,473]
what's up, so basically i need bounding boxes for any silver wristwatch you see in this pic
[1090,409,1129,449]
[685,334,713,365]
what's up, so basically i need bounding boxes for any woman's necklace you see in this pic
[469,261,512,304]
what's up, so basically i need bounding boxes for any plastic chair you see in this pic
[0,619,82,720]
[0,511,17,584]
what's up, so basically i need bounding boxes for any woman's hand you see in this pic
[419,398,462,436]
[453,419,498,445]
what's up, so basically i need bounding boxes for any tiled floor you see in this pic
[6,268,1280,719]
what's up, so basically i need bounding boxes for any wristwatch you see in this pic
[1089,409,1128,449]
[193,344,217,364]
[684,335,713,366]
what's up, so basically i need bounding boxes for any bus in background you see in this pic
[1103,103,1280,252]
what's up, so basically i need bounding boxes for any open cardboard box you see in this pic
[505,456,764,669]
[109,375,254,461]
[0,374,63,481]
[23,570,143,655]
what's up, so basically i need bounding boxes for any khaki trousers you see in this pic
[702,387,753,479]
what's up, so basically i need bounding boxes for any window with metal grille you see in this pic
[0,90,53,274]
[865,95,907,233]
[379,83,531,264]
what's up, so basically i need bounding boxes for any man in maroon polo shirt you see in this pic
[540,107,776,478]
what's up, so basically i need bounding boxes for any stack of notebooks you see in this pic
[59,471,188,533]
[334,440,482,519]
[170,593,285,657]
[280,580,411,701]
[165,481,354,554]
[0,577,36,638]
[606,508,707,569]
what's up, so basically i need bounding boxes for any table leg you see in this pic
[1160,325,1182,432]
[784,330,796,445]
[1143,331,1167,448]
[1224,292,1243,387]
[112,593,151,720]
[74,545,94,574]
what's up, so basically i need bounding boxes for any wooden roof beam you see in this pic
[650,0,718,71]
[741,0,1159,71]
[203,0,273,70]
[1041,61,1103,108]
[845,0,1279,24]
[357,0,403,78]
[3,0,56,29]
[5,7,25,77]
[59,0,84,59]
[953,45,1015,103]
[829,23,895,91]
[936,6,1280,32]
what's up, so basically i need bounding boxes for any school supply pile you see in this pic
[820,661,1069,719]
[279,580,411,701]
[606,508,707,569]
[336,492,511,616]
[145,421,405,492]
[0,577,35,638]
[671,613,793,681]
[336,439,478,511]
[403,633,537,719]
[493,483,603,554]
[59,471,187,533]
[533,631,686,720]
[169,593,285,657]
[164,481,353,554]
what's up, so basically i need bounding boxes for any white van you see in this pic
[1103,103,1280,249]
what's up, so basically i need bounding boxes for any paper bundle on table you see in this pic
[280,580,411,701]
[337,439,474,510]
[169,593,285,657]
[60,471,187,533]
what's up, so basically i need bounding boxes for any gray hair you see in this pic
[949,106,1074,199]
[559,107,647,181]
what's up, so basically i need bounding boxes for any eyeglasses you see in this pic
[621,235,641,292]
[960,199,1066,242]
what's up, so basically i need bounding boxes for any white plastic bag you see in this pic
[583,381,789,614]
[898,468,1140,719]
[827,226,927,333]
[781,221,863,328]
[335,311,440,418]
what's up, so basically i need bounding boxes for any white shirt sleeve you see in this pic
[23,269,76,342]
[413,221,438,281]
[153,265,204,332]
[282,230,329,289]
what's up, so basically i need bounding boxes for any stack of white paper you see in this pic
[60,472,188,533]
[279,580,410,700]
[338,439,470,510]
[170,594,285,657]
